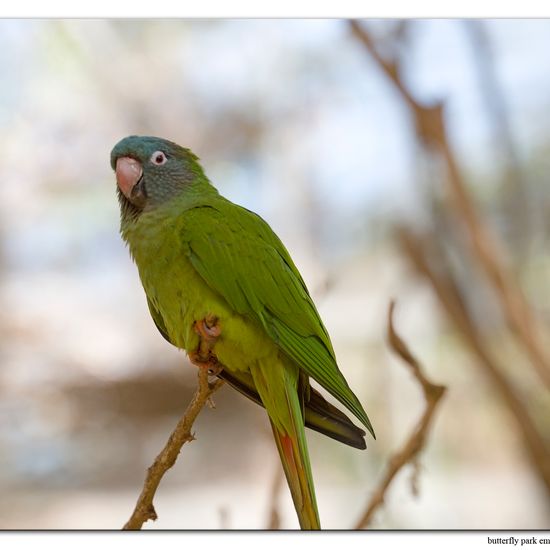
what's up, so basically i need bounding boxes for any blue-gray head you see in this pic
[111,135,207,219]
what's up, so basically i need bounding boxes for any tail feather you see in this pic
[307,389,367,450]
[248,360,321,530]
[218,368,367,449]
[271,423,320,530]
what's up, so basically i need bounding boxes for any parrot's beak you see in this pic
[116,157,143,199]
[116,157,147,207]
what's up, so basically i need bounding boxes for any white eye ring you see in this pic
[150,151,167,165]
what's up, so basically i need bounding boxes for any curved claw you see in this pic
[194,315,221,341]
[188,351,223,376]
[190,314,223,376]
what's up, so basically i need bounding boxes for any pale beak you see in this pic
[116,157,143,200]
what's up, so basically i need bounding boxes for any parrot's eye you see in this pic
[150,151,167,166]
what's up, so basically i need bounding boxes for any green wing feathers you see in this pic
[148,293,368,449]
[180,200,375,438]
[218,368,367,449]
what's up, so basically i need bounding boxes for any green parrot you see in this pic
[111,135,375,530]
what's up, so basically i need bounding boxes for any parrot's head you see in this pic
[111,135,206,219]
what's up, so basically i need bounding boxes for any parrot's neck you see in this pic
[120,178,219,266]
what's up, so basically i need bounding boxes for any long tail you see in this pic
[270,420,320,530]
[250,361,321,529]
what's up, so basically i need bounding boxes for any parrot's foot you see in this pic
[194,314,221,342]
[188,351,223,376]
[190,315,223,376]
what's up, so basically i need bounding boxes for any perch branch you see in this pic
[355,301,446,529]
[349,20,550,390]
[123,367,224,530]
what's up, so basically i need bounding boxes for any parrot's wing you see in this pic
[180,201,374,438]
[147,297,172,343]
[148,295,366,449]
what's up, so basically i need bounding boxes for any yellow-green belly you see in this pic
[129,214,276,374]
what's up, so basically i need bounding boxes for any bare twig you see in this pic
[398,229,550,496]
[123,368,224,530]
[349,20,550,390]
[266,463,285,530]
[462,20,530,258]
[355,301,446,529]
[218,507,231,529]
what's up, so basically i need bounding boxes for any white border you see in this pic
[2,0,550,18]
[1,532,547,550]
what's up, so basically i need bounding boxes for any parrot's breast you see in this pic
[122,207,277,373]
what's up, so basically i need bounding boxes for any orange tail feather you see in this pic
[271,426,320,529]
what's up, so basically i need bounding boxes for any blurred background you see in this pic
[0,19,549,529]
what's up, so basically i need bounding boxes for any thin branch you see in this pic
[349,20,550,390]
[123,368,224,530]
[349,21,415,110]
[218,507,231,529]
[355,301,446,529]
[398,229,550,496]
[265,463,285,530]
[462,20,531,258]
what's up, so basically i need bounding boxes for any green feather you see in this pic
[180,202,375,438]
[112,135,376,530]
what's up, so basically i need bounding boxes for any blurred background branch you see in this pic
[349,19,550,392]
[462,20,531,262]
[355,302,446,529]
[398,229,550,496]
[349,20,550,501]
[265,464,285,530]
